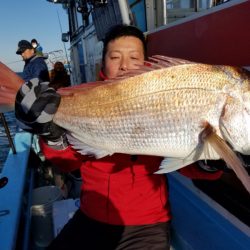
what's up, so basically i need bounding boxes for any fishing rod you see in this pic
[5,59,23,65]
[0,113,16,154]
[0,113,14,190]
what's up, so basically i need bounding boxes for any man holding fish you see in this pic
[12,25,225,249]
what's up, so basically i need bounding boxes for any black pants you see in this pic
[47,209,170,250]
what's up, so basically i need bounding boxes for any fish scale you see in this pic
[54,65,235,156]
[54,61,250,164]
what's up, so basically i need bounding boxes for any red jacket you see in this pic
[40,140,222,226]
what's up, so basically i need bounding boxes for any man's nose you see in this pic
[120,60,128,71]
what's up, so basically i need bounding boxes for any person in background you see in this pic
[31,38,43,56]
[15,25,223,250]
[16,40,49,82]
[49,61,71,90]
[49,61,72,198]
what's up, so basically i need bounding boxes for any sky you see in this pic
[0,0,69,73]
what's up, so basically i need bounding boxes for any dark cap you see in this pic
[16,40,33,55]
[31,38,38,44]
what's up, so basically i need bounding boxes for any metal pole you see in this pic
[57,10,71,73]
[194,0,199,12]
[0,113,16,154]
[118,0,131,24]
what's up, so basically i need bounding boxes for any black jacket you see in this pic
[23,55,49,82]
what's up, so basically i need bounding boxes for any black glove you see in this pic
[197,160,227,172]
[15,78,65,142]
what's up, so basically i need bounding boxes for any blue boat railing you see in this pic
[0,132,33,250]
[169,172,250,250]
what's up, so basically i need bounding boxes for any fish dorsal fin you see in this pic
[202,122,250,193]
[57,81,111,96]
[66,134,112,159]
[148,55,194,67]
[57,55,194,97]
[108,55,195,80]
[56,66,154,97]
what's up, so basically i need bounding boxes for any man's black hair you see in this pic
[102,24,147,62]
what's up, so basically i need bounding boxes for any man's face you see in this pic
[103,36,145,79]
[20,49,35,60]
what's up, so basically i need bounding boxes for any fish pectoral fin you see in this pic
[156,142,205,174]
[201,122,250,193]
[66,134,112,159]
[155,157,196,174]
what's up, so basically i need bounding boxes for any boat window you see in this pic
[91,1,124,40]
[128,0,147,32]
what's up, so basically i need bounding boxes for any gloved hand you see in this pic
[15,78,65,142]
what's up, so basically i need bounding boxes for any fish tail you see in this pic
[0,62,24,112]
[202,122,250,193]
